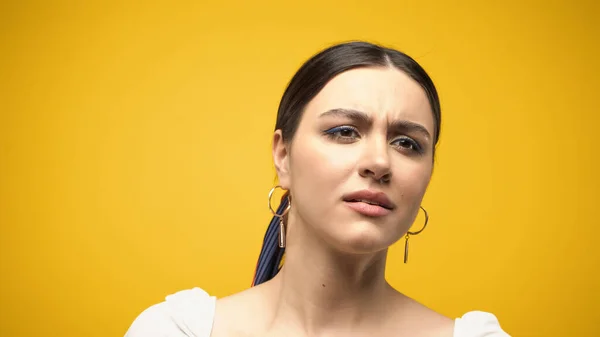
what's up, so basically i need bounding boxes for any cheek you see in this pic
[393,159,432,202]
[290,137,357,191]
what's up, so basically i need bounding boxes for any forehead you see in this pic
[305,67,434,130]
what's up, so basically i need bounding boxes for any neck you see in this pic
[264,217,395,336]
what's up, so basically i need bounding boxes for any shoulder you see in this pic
[384,292,455,336]
[210,283,273,336]
[454,311,511,337]
[388,292,510,337]
[125,287,216,337]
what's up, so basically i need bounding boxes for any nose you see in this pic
[358,136,392,183]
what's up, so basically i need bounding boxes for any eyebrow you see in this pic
[319,108,432,140]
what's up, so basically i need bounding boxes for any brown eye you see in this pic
[391,137,423,153]
[338,128,355,137]
[324,126,360,139]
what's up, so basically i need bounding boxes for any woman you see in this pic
[126,41,510,337]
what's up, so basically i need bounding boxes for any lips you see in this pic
[343,190,395,210]
[342,190,395,217]
[349,198,391,208]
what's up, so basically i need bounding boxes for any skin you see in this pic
[211,66,454,337]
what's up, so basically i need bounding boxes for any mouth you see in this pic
[345,198,393,209]
[342,190,395,217]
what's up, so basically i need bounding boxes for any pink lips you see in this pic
[342,190,395,217]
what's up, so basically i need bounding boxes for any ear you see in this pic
[272,130,291,189]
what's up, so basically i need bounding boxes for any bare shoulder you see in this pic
[388,290,455,337]
[211,284,271,337]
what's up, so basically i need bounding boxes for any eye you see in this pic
[324,126,360,143]
[391,136,422,154]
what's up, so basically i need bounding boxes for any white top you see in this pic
[125,288,510,337]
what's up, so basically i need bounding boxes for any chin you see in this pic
[328,221,398,255]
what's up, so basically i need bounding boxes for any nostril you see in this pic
[359,163,392,183]
[359,168,374,178]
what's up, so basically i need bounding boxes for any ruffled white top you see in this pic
[125,288,510,337]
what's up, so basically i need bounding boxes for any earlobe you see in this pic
[272,130,291,189]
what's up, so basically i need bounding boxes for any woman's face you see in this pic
[273,66,435,254]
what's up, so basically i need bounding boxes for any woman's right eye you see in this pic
[324,126,360,142]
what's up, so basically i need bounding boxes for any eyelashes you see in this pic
[391,137,423,153]
[324,126,360,143]
[323,125,424,154]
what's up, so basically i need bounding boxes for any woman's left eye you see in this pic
[391,137,422,153]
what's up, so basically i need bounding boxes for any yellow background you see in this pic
[1,1,598,336]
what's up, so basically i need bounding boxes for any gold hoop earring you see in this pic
[268,185,291,248]
[404,206,428,264]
